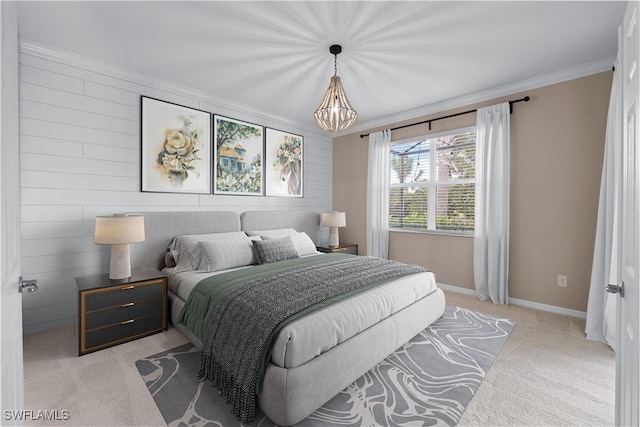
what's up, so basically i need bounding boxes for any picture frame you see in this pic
[265,128,303,197]
[213,115,264,196]
[140,96,212,194]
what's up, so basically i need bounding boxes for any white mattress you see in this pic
[166,258,438,369]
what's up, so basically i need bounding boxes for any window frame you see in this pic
[389,125,476,236]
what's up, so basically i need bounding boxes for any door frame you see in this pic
[0,1,25,423]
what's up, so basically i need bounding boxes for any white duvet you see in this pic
[165,256,438,369]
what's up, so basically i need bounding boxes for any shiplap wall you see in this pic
[18,43,333,334]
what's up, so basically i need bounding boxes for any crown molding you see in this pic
[19,40,613,141]
[18,40,331,140]
[342,57,615,137]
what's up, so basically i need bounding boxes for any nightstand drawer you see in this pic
[85,313,164,350]
[85,297,163,330]
[85,281,163,311]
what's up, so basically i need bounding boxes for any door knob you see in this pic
[606,281,625,297]
[19,277,38,293]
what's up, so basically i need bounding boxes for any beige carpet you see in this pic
[22,291,615,426]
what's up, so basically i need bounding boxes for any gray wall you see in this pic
[19,43,333,334]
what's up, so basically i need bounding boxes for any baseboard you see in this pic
[437,283,477,296]
[437,283,587,319]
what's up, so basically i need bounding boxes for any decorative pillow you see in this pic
[263,232,317,257]
[170,231,248,273]
[244,228,298,239]
[197,238,257,273]
[252,236,299,265]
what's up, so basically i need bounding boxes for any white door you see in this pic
[0,2,24,424]
[617,2,640,425]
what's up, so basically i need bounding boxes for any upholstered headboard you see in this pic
[241,211,322,245]
[129,210,323,271]
[130,211,241,270]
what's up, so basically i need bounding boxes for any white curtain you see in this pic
[585,47,621,349]
[367,129,391,259]
[474,103,511,304]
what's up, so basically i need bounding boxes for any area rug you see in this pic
[135,305,515,426]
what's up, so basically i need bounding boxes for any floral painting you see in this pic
[213,116,264,195]
[265,128,303,197]
[141,97,211,194]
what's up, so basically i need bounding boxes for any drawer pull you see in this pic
[121,302,135,308]
[121,319,134,325]
[120,286,135,290]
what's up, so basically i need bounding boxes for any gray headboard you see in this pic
[130,211,241,270]
[241,211,322,244]
[129,210,323,271]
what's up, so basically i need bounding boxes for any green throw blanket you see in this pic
[178,254,427,424]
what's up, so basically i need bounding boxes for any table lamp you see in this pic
[321,211,346,247]
[95,214,145,281]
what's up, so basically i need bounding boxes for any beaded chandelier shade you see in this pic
[314,45,358,132]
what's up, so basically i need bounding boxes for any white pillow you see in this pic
[244,228,298,239]
[263,232,317,257]
[170,231,248,273]
[197,237,257,273]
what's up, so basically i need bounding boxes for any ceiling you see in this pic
[16,1,626,134]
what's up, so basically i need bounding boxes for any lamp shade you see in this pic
[95,214,145,281]
[321,211,346,228]
[314,76,358,132]
[95,215,145,245]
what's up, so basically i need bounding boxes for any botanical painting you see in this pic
[141,96,211,194]
[265,128,303,197]
[213,116,264,195]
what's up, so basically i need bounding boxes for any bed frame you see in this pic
[130,210,445,426]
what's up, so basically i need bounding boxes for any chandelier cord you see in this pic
[334,54,338,77]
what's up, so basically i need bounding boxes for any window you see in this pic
[389,127,476,234]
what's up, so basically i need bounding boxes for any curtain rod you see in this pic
[359,96,530,139]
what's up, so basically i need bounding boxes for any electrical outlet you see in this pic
[557,275,568,288]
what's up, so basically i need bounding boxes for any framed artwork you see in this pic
[213,115,264,195]
[141,96,211,194]
[265,128,303,197]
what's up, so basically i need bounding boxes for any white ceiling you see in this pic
[16,1,626,133]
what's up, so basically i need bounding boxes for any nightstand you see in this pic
[316,242,358,255]
[76,268,167,356]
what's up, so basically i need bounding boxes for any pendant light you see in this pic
[314,44,358,132]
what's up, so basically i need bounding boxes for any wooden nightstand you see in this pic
[316,242,358,255]
[76,268,167,356]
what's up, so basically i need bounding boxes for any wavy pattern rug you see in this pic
[135,305,515,426]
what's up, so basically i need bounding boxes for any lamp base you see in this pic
[109,243,131,281]
[329,227,339,247]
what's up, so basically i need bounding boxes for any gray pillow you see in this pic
[252,236,299,264]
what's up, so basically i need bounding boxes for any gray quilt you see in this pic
[197,255,427,424]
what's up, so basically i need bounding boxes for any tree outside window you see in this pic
[389,128,475,234]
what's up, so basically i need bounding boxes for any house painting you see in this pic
[218,143,247,174]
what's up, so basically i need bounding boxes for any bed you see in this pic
[130,210,446,426]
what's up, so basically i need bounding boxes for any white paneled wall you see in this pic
[18,44,333,334]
